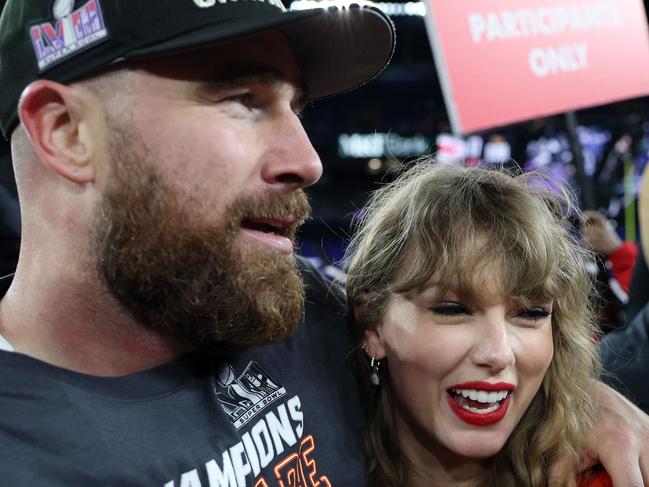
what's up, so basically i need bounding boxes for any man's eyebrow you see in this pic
[202,64,309,105]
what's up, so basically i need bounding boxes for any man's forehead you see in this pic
[131,42,308,102]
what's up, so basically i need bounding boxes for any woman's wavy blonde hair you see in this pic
[345,161,601,486]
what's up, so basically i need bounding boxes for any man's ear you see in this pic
[18,80,97,184]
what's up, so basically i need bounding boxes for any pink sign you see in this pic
[424,0,649,134]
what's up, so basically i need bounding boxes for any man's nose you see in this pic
[471,318,515,372]
[261,111,323,190]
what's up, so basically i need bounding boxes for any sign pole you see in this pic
[564,111,595,210]
[623,157,636,242]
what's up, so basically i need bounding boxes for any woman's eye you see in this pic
[517,307,552,321]
[427,302,470,316]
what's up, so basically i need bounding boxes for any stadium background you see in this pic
[2,0,649,270]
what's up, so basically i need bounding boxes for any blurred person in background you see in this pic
[627,248,649,321]
[602,165,649,415]
[581,210,638,332]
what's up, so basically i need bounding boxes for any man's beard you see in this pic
[94,129,310,350]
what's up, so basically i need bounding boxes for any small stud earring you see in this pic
[370,356,381,386]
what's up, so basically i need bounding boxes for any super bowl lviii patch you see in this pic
[29,0,109,72]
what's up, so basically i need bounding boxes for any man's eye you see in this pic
[427,302,470,315]
[224,93,254,105]
[517,307,552,321]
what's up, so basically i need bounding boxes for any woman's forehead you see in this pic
[411,261,507,297]
[397,244,555,302]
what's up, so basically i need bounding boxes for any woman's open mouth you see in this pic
[446,382,515,426]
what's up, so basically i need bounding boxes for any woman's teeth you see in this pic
[449,389,511,414]
[451,389,509,403]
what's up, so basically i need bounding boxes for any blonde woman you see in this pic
[346,162,608,486]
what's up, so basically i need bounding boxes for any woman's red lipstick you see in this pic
[446,381,515,426]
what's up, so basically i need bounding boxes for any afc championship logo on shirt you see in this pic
[164,361,332,487]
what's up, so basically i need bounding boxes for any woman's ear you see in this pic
[363,327,387,360]
[355,292,388,360]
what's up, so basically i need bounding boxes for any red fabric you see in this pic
[608,241,638,292]
[578,465,613,487]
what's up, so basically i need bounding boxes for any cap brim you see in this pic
[126,6,395,100]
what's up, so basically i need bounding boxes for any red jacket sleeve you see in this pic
[608,241,638,293]
[578,465,613,487]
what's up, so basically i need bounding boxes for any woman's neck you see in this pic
[397,414,490,487]
[406,456,488,487]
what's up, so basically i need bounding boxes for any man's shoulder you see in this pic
[601,303,649,412]
[0,351,73,440]
[601,304,649,355]
[282,256,354,356]
[297,255,346,313]
[0,349,54,386]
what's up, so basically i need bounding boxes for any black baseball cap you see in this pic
[0,0,395,138]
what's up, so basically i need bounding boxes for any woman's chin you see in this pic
[445,432,510,460]
[453,445,502,459]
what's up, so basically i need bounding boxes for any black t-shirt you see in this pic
[0,259,366,486]
[601,302,649,414]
